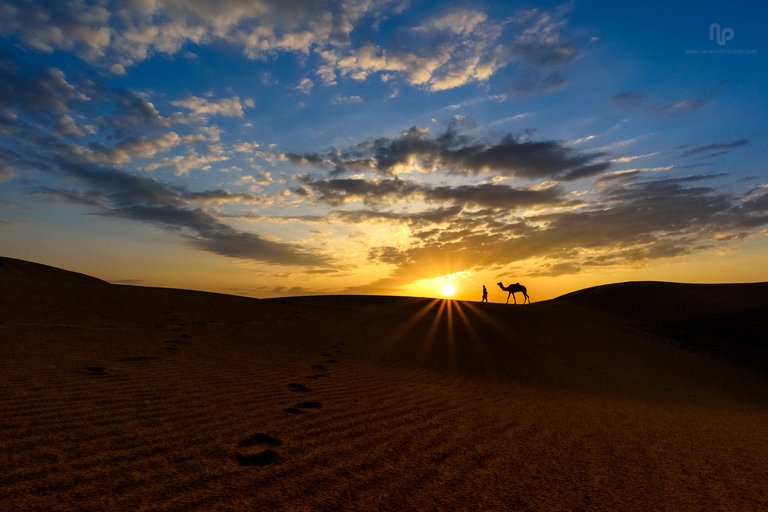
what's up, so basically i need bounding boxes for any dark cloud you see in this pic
[512,72,568,95]
[10,145,335,267]
[423,183,568,208]
[609,91,647,108]
[284,152,325,166]
[30,186,106,207]
[289,125,611,181]
[333,205,464,226]
[98,91,171,132]
[741,187,768,213]
[506,6,579,68]
[299,177,420,206]
[683,139,749,156]
[69,166,333,267]
[0,64,88,118]
[300,176,571,210]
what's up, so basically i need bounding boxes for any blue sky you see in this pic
[1,0,766,300]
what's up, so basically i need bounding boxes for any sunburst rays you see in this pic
[373,297,521,377]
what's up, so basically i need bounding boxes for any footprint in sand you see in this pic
[73,366,107,375]
[311,364,326,370]
[295,401,321,409]
[238,433,283,447]
[324,359,340,364]
[306,374,329,379]
[287,383,312,392]
[284,401,322,415]
[235,433,283,466]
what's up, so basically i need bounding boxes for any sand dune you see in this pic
[2,257,768,511]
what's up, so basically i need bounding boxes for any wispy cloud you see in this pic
[682,139,749,156]
[655,99,708,115]
[610,152,659,163]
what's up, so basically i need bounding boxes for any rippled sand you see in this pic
[2,257,767,511]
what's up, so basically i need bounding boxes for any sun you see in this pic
[442,283,455,297]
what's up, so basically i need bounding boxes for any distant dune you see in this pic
[2,257,768,511]
[553,281,768,373]
[0,256,108,284]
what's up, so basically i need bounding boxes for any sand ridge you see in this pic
[2,258,768,510]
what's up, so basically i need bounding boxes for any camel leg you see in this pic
[512,292,516,304]
[523,292,530,304]
[505,292,510,304]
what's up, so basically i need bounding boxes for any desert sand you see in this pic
[1,256,767,511]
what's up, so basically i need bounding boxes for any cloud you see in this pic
[414,9,488,35]
[1,1,582,94]
[741,186,768,214]
[351,173,768,291]
[0,66,89,117]
[512,71,568,95]
[182,189,270,206]
[0,0,384,71]
[682,139,749,156]
[104,91,172,131]
[299,177,420,206]
[507,6,579,68]
[53,115,97,138]
[527,262,582,277]
[655,99,707,115]
[609,91,647,108]
[0,64,326,268]
[0,157,14,182]
[333,205,464,226]
[42,160,334,267]
[30,186,106,207]
[142,144,228,175]
[0,1,111,60]
[422,183,568,209]
[171,96,245,118]
[295,78,314,94]
[331,94,363,104]
[298,175,571,210]
[317,5,579,92]
[287,125,611,181]
[83,132,183,166]
[610,152,658,163]
[233,142,260,153]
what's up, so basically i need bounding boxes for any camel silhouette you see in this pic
[497,282,530,304]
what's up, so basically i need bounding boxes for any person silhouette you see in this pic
[482,285,488,303]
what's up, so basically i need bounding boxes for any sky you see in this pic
[1,0,766,302]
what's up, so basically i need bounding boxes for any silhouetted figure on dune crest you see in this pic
[482,285,488,303]
[497,282,530,304]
